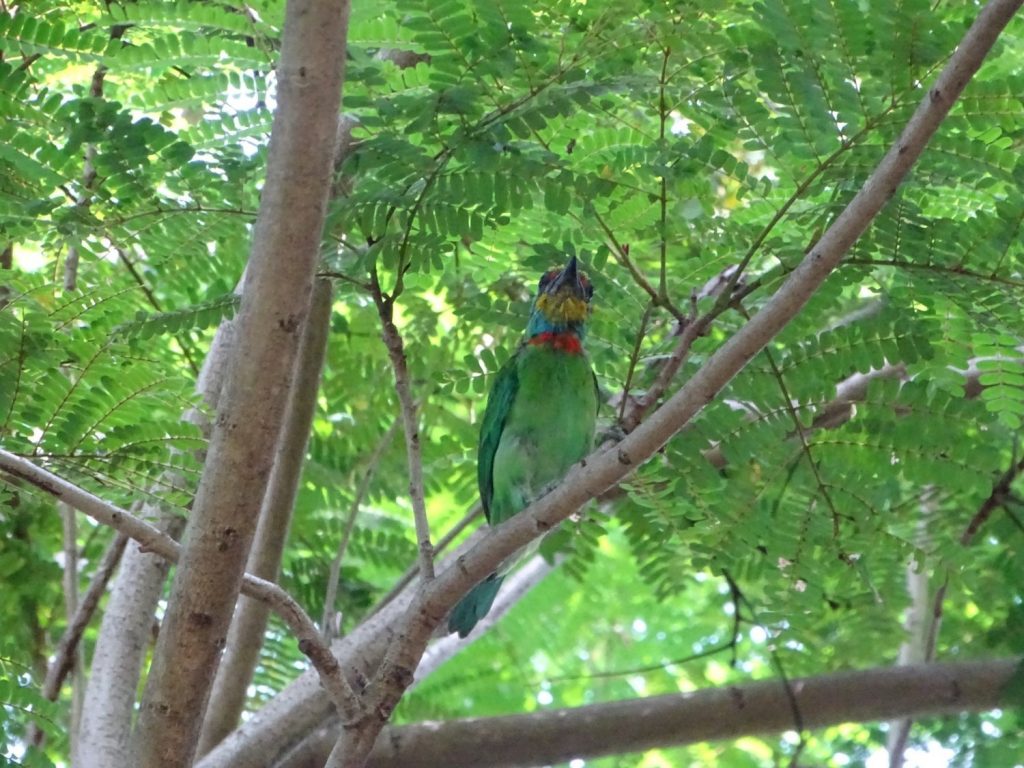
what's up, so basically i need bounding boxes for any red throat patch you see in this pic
[528,331,583,354]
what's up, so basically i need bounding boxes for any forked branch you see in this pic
[0,449,364,725]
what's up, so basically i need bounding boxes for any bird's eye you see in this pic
[538,269,559,290]
[579,273,594,300]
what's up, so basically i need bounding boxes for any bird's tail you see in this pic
[447,573,506,638]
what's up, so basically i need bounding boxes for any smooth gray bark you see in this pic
[133,2,350,764]
[198,278,334,755]
[76,506,184,768]
[361,659,1019,768]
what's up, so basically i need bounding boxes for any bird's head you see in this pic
[526,255,594,339]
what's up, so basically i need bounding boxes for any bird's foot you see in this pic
[596,421,628,446]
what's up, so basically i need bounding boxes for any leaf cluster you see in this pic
[1,0,1022,765]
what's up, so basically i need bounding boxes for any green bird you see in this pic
[448,255,599,638]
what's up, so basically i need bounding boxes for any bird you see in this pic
[448,255,599,637]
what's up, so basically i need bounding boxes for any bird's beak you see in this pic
[549,256,584,297]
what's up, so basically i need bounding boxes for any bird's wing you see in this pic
[477,349,520,524]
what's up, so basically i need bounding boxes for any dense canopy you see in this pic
[1,1,1023,766]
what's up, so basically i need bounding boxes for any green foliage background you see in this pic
[1,0,1023,765]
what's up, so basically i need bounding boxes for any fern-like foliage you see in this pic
[2,0,1023,765]
[1,277,203,509]
[112,292,239,340]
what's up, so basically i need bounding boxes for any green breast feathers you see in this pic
[449,255,598,638]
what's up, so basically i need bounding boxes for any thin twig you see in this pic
[846,257,1024,289]
[370,266,435,581]
[961,448,1024,545]
[724,571,807,768]
[375,66,583,304]
[617,302,654,423]
[110,204,257,226]
[587,209,685,322]
[63,27,125,291]
[318,270,373,292]
[892,445,1024,766]
[322,419,400,639]
[61,501,79,638]
[29,518,127,747]
[746,309,845,539]
[657,46,670,302]
[365,505,482,620]
[61,502,83,757]
[709,115,893,315]
[546,572,743,685]
[620,295,705,432]
[63,143,98,291]
[116,247,200,376]
[41,533,128,701]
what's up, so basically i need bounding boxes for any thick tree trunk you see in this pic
[198,279,334,755]
[133,2,351,765]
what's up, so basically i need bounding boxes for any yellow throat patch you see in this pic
[535,290,590,324]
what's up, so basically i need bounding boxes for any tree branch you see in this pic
[60,24,130,290]
[42,532,128,702]
[194,529,494,768]
[77,274,241,768]
[370,267,435,581]
[362,659,1019,768]
[59,501,84,759]
[364,505,483,621]
[28,532,129,750]
[75,501,183,768]
[594,220,684,322]
[275,556,554,768]
[961,449,1024,545]
[887,506,938,768]
[63,39,113,291]
[620,294,705,433]
[891,446,1024,764]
